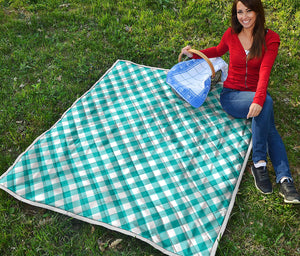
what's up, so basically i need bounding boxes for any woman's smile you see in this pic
[236,1,257,30]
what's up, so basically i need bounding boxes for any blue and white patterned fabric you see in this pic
[0,60,251,256]
[167,58,228,108]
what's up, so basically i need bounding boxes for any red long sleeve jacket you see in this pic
[192,27,280,107]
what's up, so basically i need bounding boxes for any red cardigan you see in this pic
[192,27,280,107]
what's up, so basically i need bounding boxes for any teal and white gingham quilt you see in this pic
[0,60,252,256]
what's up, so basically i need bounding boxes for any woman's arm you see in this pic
[248,31,280,118]
[252,41,280,107]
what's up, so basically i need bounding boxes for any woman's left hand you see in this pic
[181,45,193,58]
[247,103,262,119]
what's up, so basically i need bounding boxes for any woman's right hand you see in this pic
[181,45,193,58]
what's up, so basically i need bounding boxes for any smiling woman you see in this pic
[181,0,300,204]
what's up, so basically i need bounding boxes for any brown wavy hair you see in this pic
[231,0,266,59]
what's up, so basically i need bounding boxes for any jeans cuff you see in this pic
[276,176,293,184]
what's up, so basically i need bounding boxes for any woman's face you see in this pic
[236,1,257,30]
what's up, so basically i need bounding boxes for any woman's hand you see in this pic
[181,45,193,58]
[247,103,262,119]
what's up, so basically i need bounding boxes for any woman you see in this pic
[181,0,299,204]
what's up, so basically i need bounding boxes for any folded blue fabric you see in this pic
[166,58,228,108]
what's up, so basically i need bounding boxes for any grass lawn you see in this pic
[0,0,299,255]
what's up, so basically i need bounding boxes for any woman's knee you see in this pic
[220,90,254,118]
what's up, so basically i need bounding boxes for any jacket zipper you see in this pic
[245,59,248,88]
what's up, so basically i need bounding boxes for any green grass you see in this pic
[0,0,299,255]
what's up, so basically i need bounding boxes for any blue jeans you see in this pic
[220,88,292,183]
